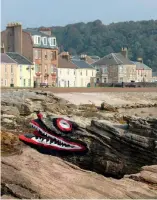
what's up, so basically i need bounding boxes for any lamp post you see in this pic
[26,65,34,87]
[35,72,42,87]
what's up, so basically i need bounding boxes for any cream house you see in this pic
[1,52,35,87]
[71,59,96,87]
[132,61,152,82]
[57,52,96,87]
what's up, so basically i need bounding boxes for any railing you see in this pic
[98,82,157,88]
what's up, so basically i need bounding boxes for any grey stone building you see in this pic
[92,48,137,83]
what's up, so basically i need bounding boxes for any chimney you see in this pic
[137,57,143,63]
[1,43,5,53]
[6,22,22,54]
[121,47,128,58]
[39,28,52,36]
[61,52,70,60]
[80,54,87,61]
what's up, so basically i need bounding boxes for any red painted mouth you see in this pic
[19,119,87,152]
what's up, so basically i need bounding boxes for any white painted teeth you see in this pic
[43,139,47,143]
[30,123,81,150]
[32,137,36,141]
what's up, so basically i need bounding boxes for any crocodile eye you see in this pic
[56,118,72,132]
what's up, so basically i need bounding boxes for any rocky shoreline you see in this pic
[1,89,157,199]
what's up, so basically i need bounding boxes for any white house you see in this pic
[71,59,96,87]
[57,52,96,87]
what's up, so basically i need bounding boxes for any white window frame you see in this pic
[33,36,41,45]
[37,36,41,44]
[49,37,56,46]
[119,65,123,73]
[53,38,56,46]
[43,37,47,45]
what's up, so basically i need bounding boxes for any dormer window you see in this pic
[49,37,56,46]
[43,37,47,45]
[33,36,41,45]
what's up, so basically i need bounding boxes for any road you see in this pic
[1,87,157,93]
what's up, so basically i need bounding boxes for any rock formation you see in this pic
[2,147,157,199]
[1,90,157,178]
[1,90,157,199]
[58,116,157,178]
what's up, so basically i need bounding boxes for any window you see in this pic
[11,65,13,73]
[103,67,107,73]
[96,68,99,72]
[54,38,56,46]
[34,50,38,59]
[37,36,41,44]
[33,36,41,45]
[49,37,56,46]
[11,78,14,84]
[35,64,40,72]
[86,70,88,76]
[80,71,82,76]
[92,71,93,76]
[50,51,56,60]
[1,78,3,86]
[45,51,47,59]
[5,79,7,86]
[28,79,31,86]
[104,78,107,83]
[51,65,57,73]
[120,77,123,82]
[38,50,41,59]
[23,79,26,87]
[96,78,99,83]
[119,66,123,73]
[67,69,69,75]
[50,52,53,59]
[45,65,47,73]
[43,37,47,45]
[74,70,75,75]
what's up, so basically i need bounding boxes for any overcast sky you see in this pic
[1,0,157,30]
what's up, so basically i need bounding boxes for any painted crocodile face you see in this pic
[19,114,88,153]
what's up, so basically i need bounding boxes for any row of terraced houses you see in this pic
[1,22,156,87]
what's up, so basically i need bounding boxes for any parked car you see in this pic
[40,83,49,88]
[125,81,136,88]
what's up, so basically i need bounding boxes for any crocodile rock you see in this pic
[19,113,157,178]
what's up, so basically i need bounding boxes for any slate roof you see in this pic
[132,61,152,70]
[89,55,100,61]
[6,52,33,65]
[1,53,17,64]
[92,53,133,66]
[71,59,94,69]
[72,55,98,64]
[58,55,77,69]
[23,29,57,49]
